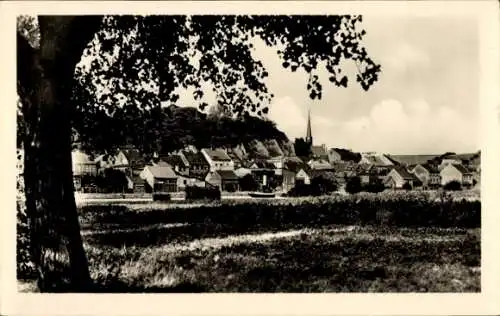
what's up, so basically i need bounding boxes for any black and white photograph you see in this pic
[2,0,500,315]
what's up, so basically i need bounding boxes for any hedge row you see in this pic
[81,194,481,229]
[185,186,221,201]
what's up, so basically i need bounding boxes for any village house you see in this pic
[410,164,441,189]
[311,144,329,161]
[277,157,304,192]
[140,165,178,193]
[440,163,474,187]
[94,147,146,178]
[161,154,190,176]
[72,149,98,191]
[384,167,421,189]
[358,165,390,186]
[205,170,240,192]
[439,157,462,170]
[179,150,210,179]
[176,174,206,191]
[201,148,235,172]
[295,168,312,186]
[94,150,128,172]
[131,175,146,193]
[249,160,276,188]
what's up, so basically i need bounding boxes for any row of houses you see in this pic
[70,143,480,194]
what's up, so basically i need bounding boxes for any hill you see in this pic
[73,104,292,158]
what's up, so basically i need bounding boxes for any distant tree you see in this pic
[311,173,338,195]
[444,180,462,191]
[294,137,312,158]
[346,176,362,194]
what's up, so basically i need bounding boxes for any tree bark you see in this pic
[17,16,102,292]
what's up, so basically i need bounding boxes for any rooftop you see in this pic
[216,170,239,180]
[147,165,177,179]
[204,149,232,162]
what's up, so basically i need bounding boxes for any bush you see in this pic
[444,180,462,191]
[311,174,338,195]
[364,178,385,193]
[152,193,171,201]
[239,174,258,191]
[185,185,221,201]
[402,182,412,191]
[286,183,316,197]
[346,177,362,194]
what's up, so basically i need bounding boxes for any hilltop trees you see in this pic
[17,15,381,291]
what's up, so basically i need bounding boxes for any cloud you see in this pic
[338,99,478,154]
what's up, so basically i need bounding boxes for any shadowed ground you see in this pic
[19,199,481,292]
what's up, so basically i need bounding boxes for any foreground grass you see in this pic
[18,196,481,292]
[81,224,479,292]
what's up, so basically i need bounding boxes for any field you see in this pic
[18,192,481,292]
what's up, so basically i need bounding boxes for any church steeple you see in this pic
[305,109,313,145]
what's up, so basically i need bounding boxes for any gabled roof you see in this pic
[216,170,239,180]
[392,166,417,180]
[121,148,144,165]
[204,149,232,162]
[250,160,276,169]
[163,155,188,167]
[451,164,472,174]
[419,163,440,174]
[147,165,177,179]
[182,151,209,165]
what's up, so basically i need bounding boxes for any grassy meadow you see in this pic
[18,192,481,292]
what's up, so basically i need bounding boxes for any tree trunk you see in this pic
[18,16,102,292]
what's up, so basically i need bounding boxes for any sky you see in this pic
[258,16,480,155]
[172,15,480,155]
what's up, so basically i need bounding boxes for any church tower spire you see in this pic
[305,109,313,145]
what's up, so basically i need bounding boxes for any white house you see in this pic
[139,165,178,193]
[440,164,473,186]
[410,164,441,189]
[439,158,462,171]
[201,148,234,172]
[384,167,420,189]
[295,168,311,185]
[72,149,97,177]
[94,150,129,172]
